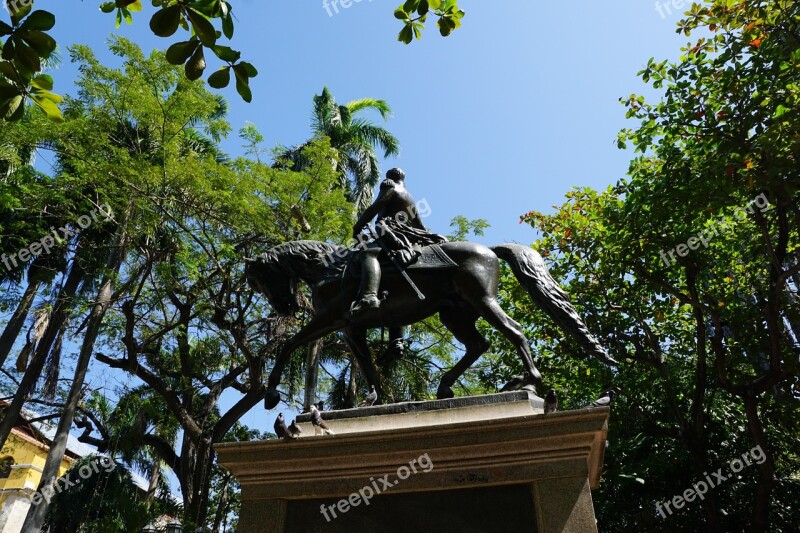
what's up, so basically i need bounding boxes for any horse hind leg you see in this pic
[437,306,491,399]
[472,296,543,392]
[344,327,385,404]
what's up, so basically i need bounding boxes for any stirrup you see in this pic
[348,295,381,319]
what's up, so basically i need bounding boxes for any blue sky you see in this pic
[8,0,695,493]
[41,0,690,246]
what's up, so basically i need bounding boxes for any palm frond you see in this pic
[349,120,400,158]
[346,98,392,120]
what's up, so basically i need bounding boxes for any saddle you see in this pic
[398,243,458,270]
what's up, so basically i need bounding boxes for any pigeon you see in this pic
[273,413,290,439]
[360,385,378,407]
[310,403,335,436]
[544,388,558,414]
[584,389,616,409]
[288,419,302,439]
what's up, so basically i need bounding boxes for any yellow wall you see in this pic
[0,429,74,506]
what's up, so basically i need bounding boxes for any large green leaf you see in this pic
[207,67,230,89]
[165,40,199,66]
[149,5,182,37]
[186,8,217,47]
[20,11,56,32]
[184,45,206,81]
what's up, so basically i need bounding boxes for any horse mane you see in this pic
[259,240,351,278]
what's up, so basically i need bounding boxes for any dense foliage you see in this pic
[510,1,800,530]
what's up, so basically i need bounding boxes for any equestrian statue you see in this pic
[245,168,617,410]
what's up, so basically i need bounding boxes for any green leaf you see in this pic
[2,38,14,61]
[31,91,63,122]
[0,81,19,100]
[232,63,252,102]
[20,11,56,32]
[100,2,116,14]
[32,87,61,104]
[0,61,22,83]
[438,16,456,36]
[398,24,413,44]
[150,4,182,38]
[237,61,258,77]
[774,105,790,118]
[0,21,12,36]
[6,0,33,26]
[394,8,408,20]
[166,40,199,65]
[417,0,429,16]
[13,41,40,73]
[185,46,206,81]
[222,10,234,39]
[186,9,217,47]
[207,67,231,89]
[235,77,252,103]
[403,0,419,13]
[1,94,25,121]
[21,31,57,57]
[30,74,53,91]
[212,45,240,63]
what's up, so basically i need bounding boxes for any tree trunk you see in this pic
[182,436,215,529]
[744,393,775,532]
[22,219,128,531]
[23,265,119,531]
[0,263,83,451]
[303,339,323,411]
[0,279,41,369]
[212,474,232,533]
[146,462,161,508]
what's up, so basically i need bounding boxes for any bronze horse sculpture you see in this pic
[245,240,617,410]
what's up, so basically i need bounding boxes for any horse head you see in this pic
[244,255,300,316]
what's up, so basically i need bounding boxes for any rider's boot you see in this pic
[348,248,382,319]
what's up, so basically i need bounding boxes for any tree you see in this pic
[43,455,180,533]
[0,35,354,527]
[497,1,800,530]
[279,87,400,211]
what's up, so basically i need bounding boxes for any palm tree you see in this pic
[276,88,399,410]
[280,87,400,211]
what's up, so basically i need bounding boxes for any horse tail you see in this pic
[491,243,618,366]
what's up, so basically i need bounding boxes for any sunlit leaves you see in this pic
[394,0,464,44]
[143,1,254,103]
[0,7,61,122]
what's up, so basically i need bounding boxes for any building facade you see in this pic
[0,411,78,533]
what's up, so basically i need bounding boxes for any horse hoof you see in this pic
[437,386,455,399]
[264,388,280,410]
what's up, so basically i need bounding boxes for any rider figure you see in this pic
[349,168,447,319]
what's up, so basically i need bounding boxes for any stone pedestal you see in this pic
[215,392,609,533]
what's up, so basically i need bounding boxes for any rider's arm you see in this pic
[353,181,395,236]
[410,206,428,231]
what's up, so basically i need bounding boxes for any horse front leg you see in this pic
[264,316,343,410]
